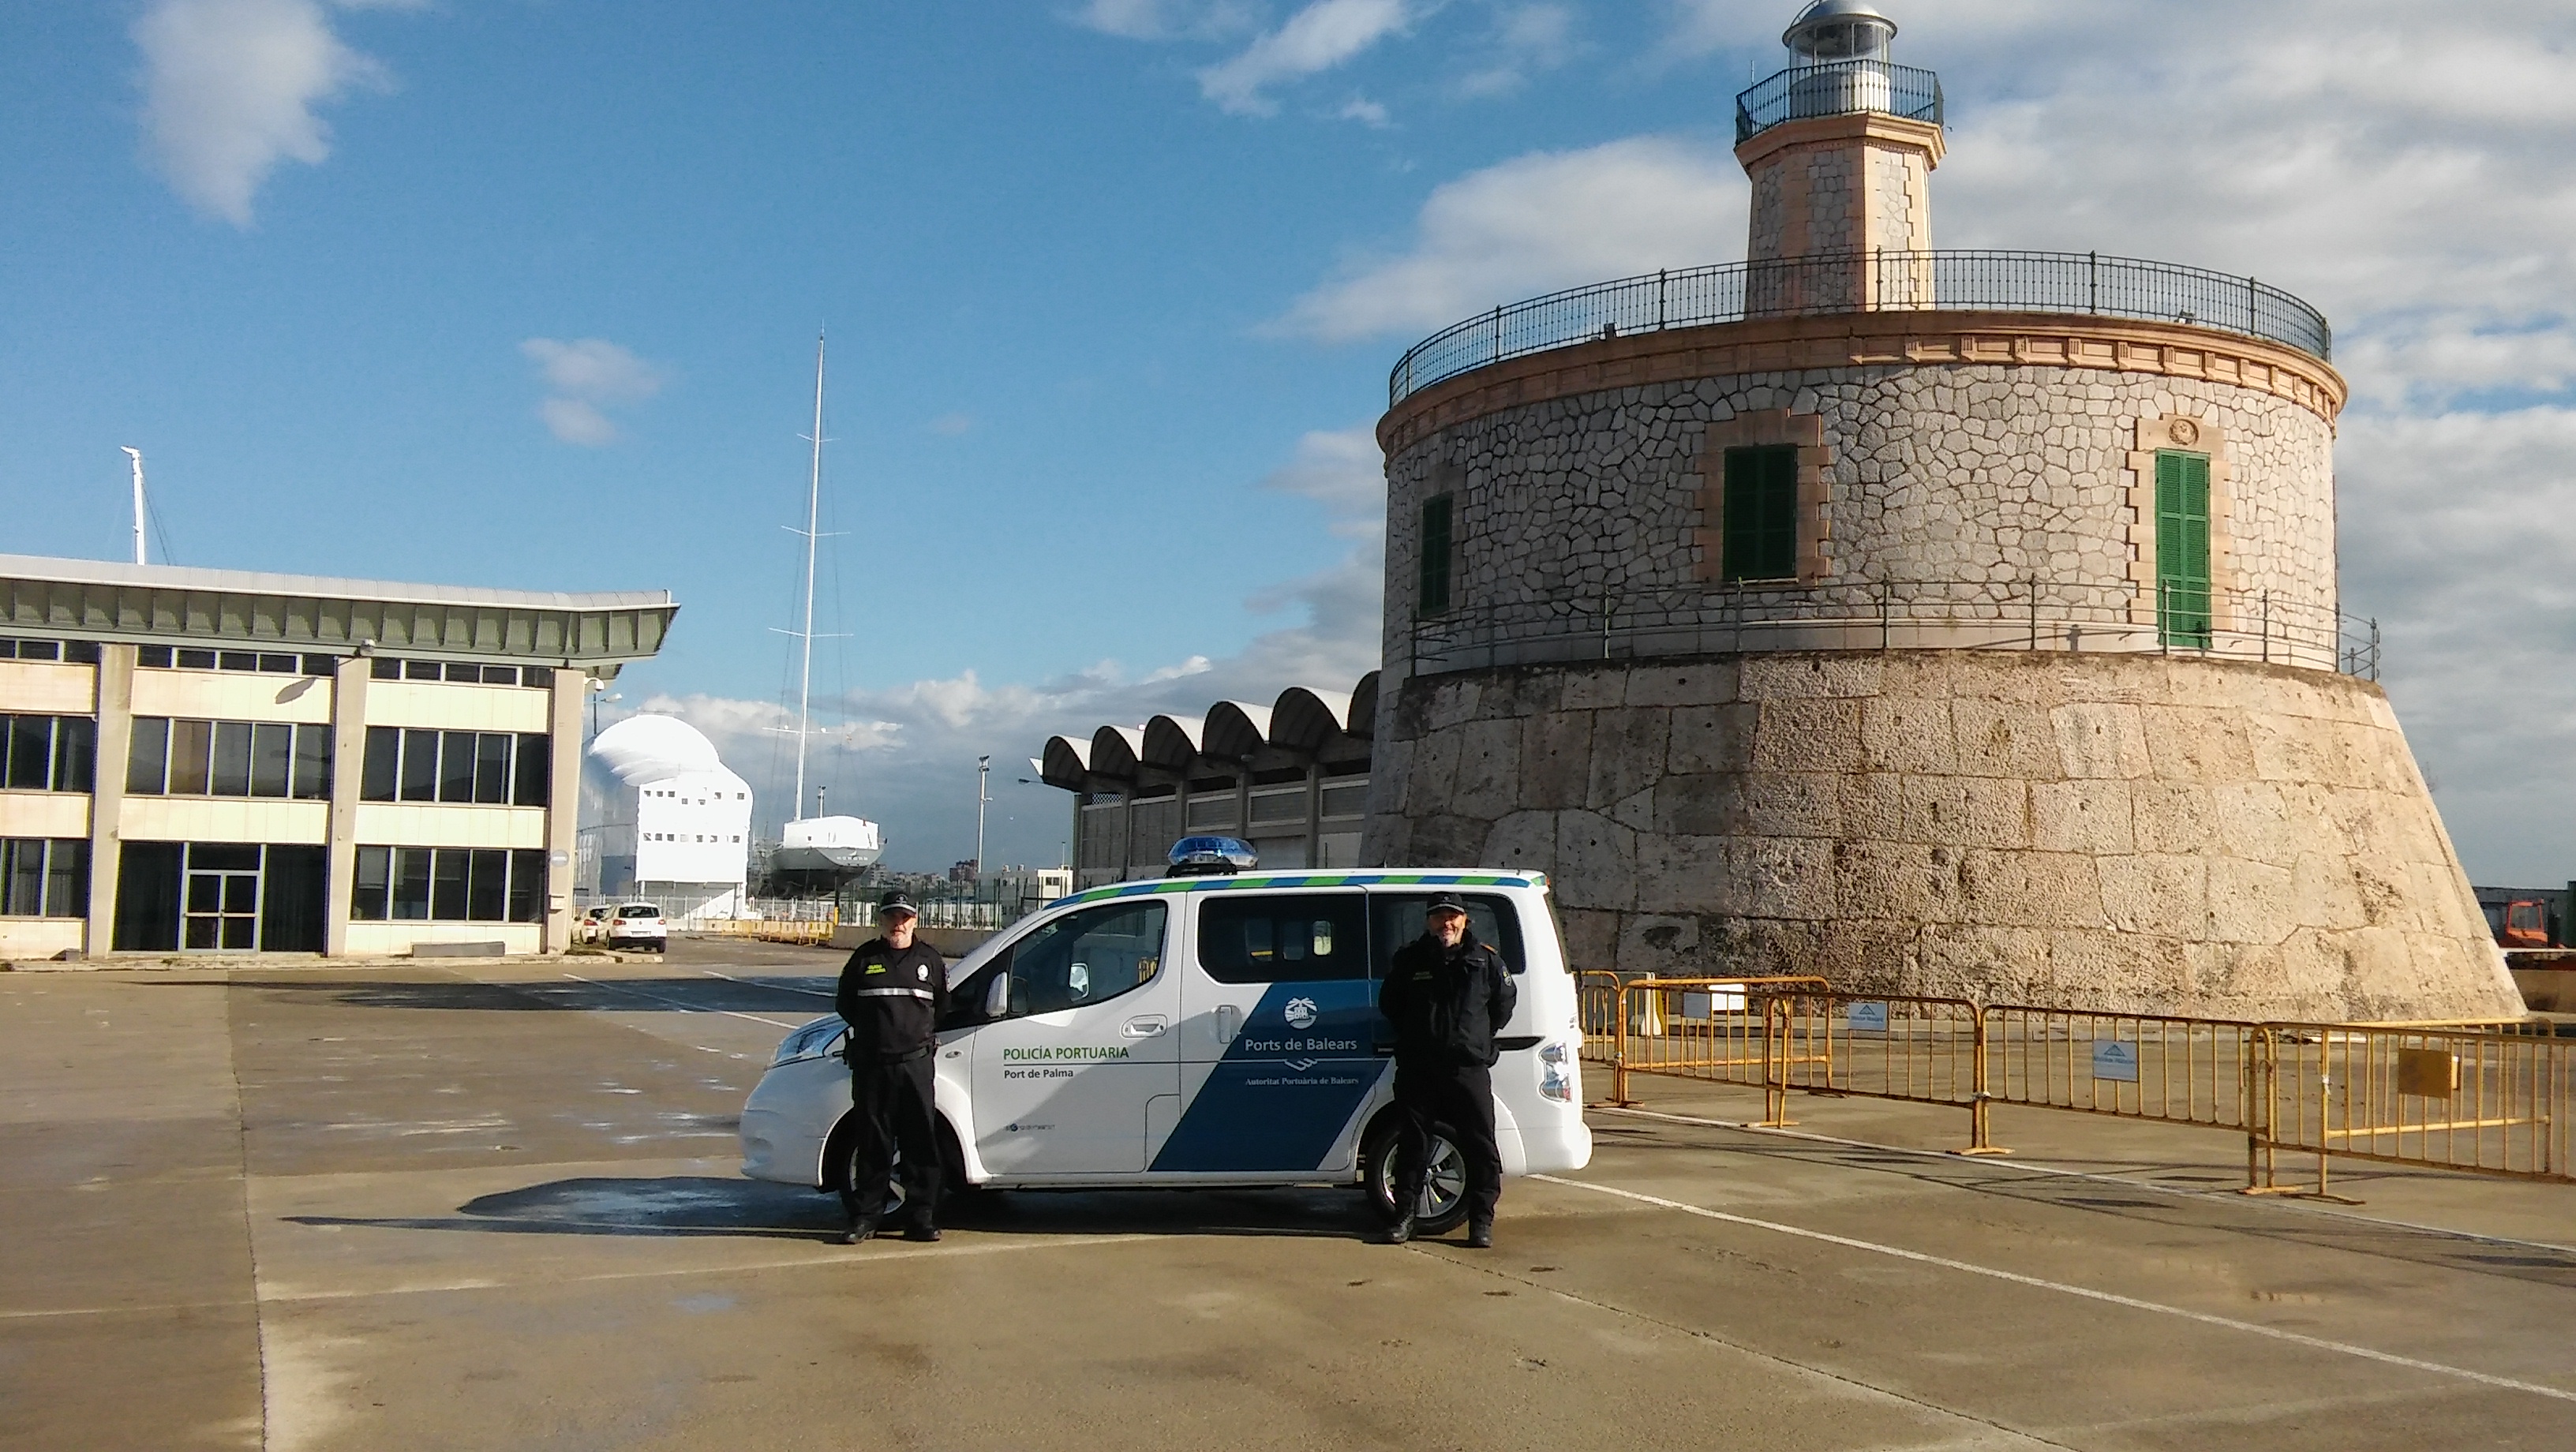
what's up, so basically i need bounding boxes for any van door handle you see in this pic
[1122,1015,1168,1038]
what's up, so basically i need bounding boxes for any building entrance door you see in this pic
[183,844,264,951]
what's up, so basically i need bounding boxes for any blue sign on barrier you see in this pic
[1847,1001,1889,1033]
[2091,1039,2140,1083]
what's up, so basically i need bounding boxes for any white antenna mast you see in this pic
[795,333,824,821]
[121,448,147,565]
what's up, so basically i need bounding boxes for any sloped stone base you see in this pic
[1362,651,2520,1023]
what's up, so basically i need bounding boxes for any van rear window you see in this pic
[1197,893,1369,984]
[618,905,659,919]
[1369,893,1525,975]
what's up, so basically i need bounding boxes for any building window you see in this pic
[1720,444,1799,582]
[1,638,102,664]
[3,715,96,793]
[125,719,331,800]
[1418,494,1455,616]
[1,838,88,917]
[359,729,549,806]
[2155,450,2213,648]
[349,845,547,923]
[368,658,539,687]
[132,646,334,675]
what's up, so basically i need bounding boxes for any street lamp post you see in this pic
[974,755,990,883]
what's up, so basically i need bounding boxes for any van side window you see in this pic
[1369,893,1525,976]
[1197,893,1369,984]
[970,900,1168,1020]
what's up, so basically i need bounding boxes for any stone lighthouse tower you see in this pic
[1363,2,2519,1020]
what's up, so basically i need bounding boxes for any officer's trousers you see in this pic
[1391,1061,1502,1224]
[844,1054,942,1228]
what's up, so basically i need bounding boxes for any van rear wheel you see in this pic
[1360,1117,1471,1237]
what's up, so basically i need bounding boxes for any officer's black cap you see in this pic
[877,891,919,918]
[1425,892,1470,915]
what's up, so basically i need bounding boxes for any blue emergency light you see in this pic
[1167,836,1258,876]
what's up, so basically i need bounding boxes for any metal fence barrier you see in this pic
[687,918,838,947]
[2252,1025,2572,1198]
[1615,978,1835,1098]
[1599,978,2574,1195]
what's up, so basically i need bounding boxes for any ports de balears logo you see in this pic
[1283,997,1318,1030]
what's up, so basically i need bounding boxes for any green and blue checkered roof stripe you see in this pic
[1053,869,1544,910]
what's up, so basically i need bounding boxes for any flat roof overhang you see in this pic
[0,553,677,670]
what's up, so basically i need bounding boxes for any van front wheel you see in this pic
[1360,1116,1471,1237]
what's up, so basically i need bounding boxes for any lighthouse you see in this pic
[1361,3,2518,1020]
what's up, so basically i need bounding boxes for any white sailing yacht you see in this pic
[769,333,884,881]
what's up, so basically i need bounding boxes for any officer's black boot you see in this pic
[841,1214,878,1246]
[1383,1213,1414,1245]
[1466,1217,1494,1249]
[902,1221,941,1243]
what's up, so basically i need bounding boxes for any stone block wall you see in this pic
[1361,650,2521,1023]
[1384,363,2338,670]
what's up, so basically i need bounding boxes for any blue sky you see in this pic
[8,2,2576,878]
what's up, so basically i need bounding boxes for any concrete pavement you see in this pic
[5,940,2571,1450]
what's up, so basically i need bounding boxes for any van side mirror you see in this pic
[984,973,1013,1020]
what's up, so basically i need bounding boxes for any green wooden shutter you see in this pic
[2155,451,2211,647]
[1722,445,1799,582]
[1418,495,1453,616]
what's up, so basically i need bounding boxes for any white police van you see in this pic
[738,841,1592,1233]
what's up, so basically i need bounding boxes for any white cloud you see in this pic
[132,0,399,226]
[1198,0,1417,116]
[1336,97,1391,127]
[520,338,668,447]
[1271,136,1746,342]
[1260,424,1387,537]
[537,398,616,448]
[929,411,975,436]
[1451,2,1574,98]
[1069,0,1260,42]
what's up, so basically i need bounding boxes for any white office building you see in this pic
[0,553,674,959]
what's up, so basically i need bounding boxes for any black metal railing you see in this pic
[1408,578,2379,681]
[1735,59,1944,144]
[1387,250,2333,406]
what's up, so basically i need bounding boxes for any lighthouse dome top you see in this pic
[1784,1,1895,61]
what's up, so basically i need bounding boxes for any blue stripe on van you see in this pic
[1148,980,1388,1173]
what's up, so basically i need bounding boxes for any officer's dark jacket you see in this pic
[1378,934,1517,1068]
[836,937,949,1062]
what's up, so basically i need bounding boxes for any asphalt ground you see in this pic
[5,940,2574,1451]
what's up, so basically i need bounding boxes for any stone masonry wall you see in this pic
[1361,650,2521,1023]
[1383,365,2337,668]
[1867,146,1926,253]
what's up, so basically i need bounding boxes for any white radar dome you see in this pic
[589,714,725,785]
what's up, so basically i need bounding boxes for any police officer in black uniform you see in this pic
[1376,892,1517,1248]
[833,891,949,1244]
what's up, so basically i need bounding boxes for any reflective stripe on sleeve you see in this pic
[845,986,935,1000]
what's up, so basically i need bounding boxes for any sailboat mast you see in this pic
[796,333,826,822]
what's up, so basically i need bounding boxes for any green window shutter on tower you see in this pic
[1418,494,1454,616]
[2155,451,2211,648]
[1722,445,1799,582]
